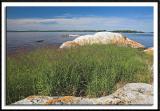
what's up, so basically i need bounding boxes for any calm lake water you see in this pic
[7,32,153,54]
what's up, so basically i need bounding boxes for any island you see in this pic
[110,30,144,33]
[7,30,106,32]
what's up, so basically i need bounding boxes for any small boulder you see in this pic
[144,47,153,55]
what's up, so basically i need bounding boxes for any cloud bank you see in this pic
[7,16,153,32]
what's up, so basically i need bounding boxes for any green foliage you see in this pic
[6,44,152,104]
[111,30,144,33]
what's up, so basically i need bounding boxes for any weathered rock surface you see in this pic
[144,47,153,55]
[60,32,145,49]
[13,83,153,105]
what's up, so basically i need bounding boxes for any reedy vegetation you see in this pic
[7,44,152,104]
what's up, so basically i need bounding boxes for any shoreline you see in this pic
[7,43,153,57]
[7,44,61,57]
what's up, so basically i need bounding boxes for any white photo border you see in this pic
[1,2,158,110]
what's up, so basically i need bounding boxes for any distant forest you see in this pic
[110,30,145,33]
[7,30,150,33]
[7,30,106,32]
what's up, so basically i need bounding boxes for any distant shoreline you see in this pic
[7,30,152,33]
[7,30,106,32]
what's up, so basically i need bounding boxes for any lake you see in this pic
[7,32,153,54]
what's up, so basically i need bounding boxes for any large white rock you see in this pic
[98,83,153,104]
[60,32,145,49]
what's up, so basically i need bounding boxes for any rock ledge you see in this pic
[13,83,153,105]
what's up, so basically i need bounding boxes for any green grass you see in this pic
[6,44,153,105]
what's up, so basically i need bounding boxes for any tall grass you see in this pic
[6,44,152,104]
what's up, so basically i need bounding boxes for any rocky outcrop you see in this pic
[13,83,153,105]
[144,47,153,55]
[60,32,145,49]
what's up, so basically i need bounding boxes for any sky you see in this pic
[7,7,153,32]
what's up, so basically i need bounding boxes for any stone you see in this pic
[13,96,56,104]
[59,32,145,49]
[144,47,153,55]
[13,83,153,105]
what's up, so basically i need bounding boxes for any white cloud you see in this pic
[7,16,153,32]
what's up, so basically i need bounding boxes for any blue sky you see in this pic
[7,7,153,32]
